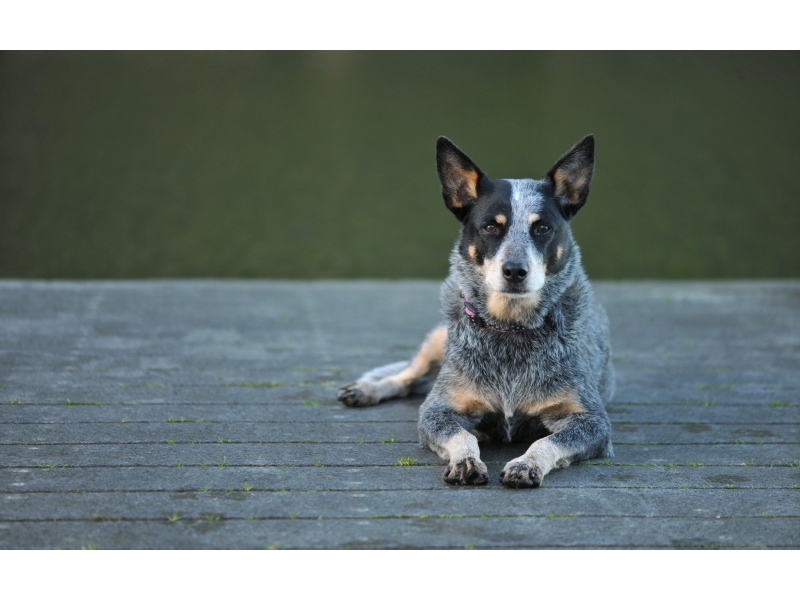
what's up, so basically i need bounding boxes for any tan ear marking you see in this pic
[553,168,590,204]
[446,166,479,208]
[459,171,479,200]
[552,170,568,196]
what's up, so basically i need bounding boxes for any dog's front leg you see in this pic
[419,397,488,486]
[500,409,612,489]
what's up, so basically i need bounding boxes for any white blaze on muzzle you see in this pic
[484,239,546,294]
[484,179,547,295]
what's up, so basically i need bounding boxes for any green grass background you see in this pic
[1,51,798,279]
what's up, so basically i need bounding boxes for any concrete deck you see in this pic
[0,280,798,549]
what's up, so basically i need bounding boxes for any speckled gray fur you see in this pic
[419,239,615,458]
[339,135,614,488]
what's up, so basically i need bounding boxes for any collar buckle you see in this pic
[463,296,485,328]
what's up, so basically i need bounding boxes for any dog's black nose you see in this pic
[502,262,528,283]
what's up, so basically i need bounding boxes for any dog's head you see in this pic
[436,135,594,321]
[437,135,595,321]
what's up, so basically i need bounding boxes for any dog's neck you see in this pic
[462,294,532,333]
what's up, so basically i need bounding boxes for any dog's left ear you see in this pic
[436,136,485,221]
[546,134,595,219]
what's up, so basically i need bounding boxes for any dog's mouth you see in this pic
[488,276,545,297]
[494,284,533,296]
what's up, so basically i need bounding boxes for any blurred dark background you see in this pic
[1,51,798,279]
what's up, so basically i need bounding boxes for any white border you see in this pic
[2,549,798,598]
[1,1,797,50]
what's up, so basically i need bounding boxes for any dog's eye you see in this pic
[533,224,551,235]
[483,223,500,234]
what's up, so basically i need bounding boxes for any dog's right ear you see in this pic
[436,136,485,221]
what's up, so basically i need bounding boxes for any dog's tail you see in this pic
[337,325,446,407]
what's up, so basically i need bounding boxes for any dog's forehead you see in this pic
[504,179,547,215]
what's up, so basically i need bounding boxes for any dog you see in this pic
[338,135,614,488]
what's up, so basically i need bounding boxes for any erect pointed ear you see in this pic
[546,134,595,219]
[436,136,485,221]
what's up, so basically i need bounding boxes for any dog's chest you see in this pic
[451,325,573,413]
[447,331,572,441]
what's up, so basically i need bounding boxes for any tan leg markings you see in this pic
[340,326,446,406]
[518,390,585,432]
[447,381,499,415]
[387,325,446,389]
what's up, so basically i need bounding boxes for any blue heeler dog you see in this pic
[338,135,614,488]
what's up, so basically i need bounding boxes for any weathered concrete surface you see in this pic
[0,280,798,549]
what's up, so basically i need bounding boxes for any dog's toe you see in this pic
[443,458,488,486]
[500,461,541,489]
[337,382,377,408]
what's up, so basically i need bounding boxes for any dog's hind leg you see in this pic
[338,325,447,407]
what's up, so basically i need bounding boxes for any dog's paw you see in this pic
[337,382,378,408]
[500,458,542,489]
[443,457,488,486]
